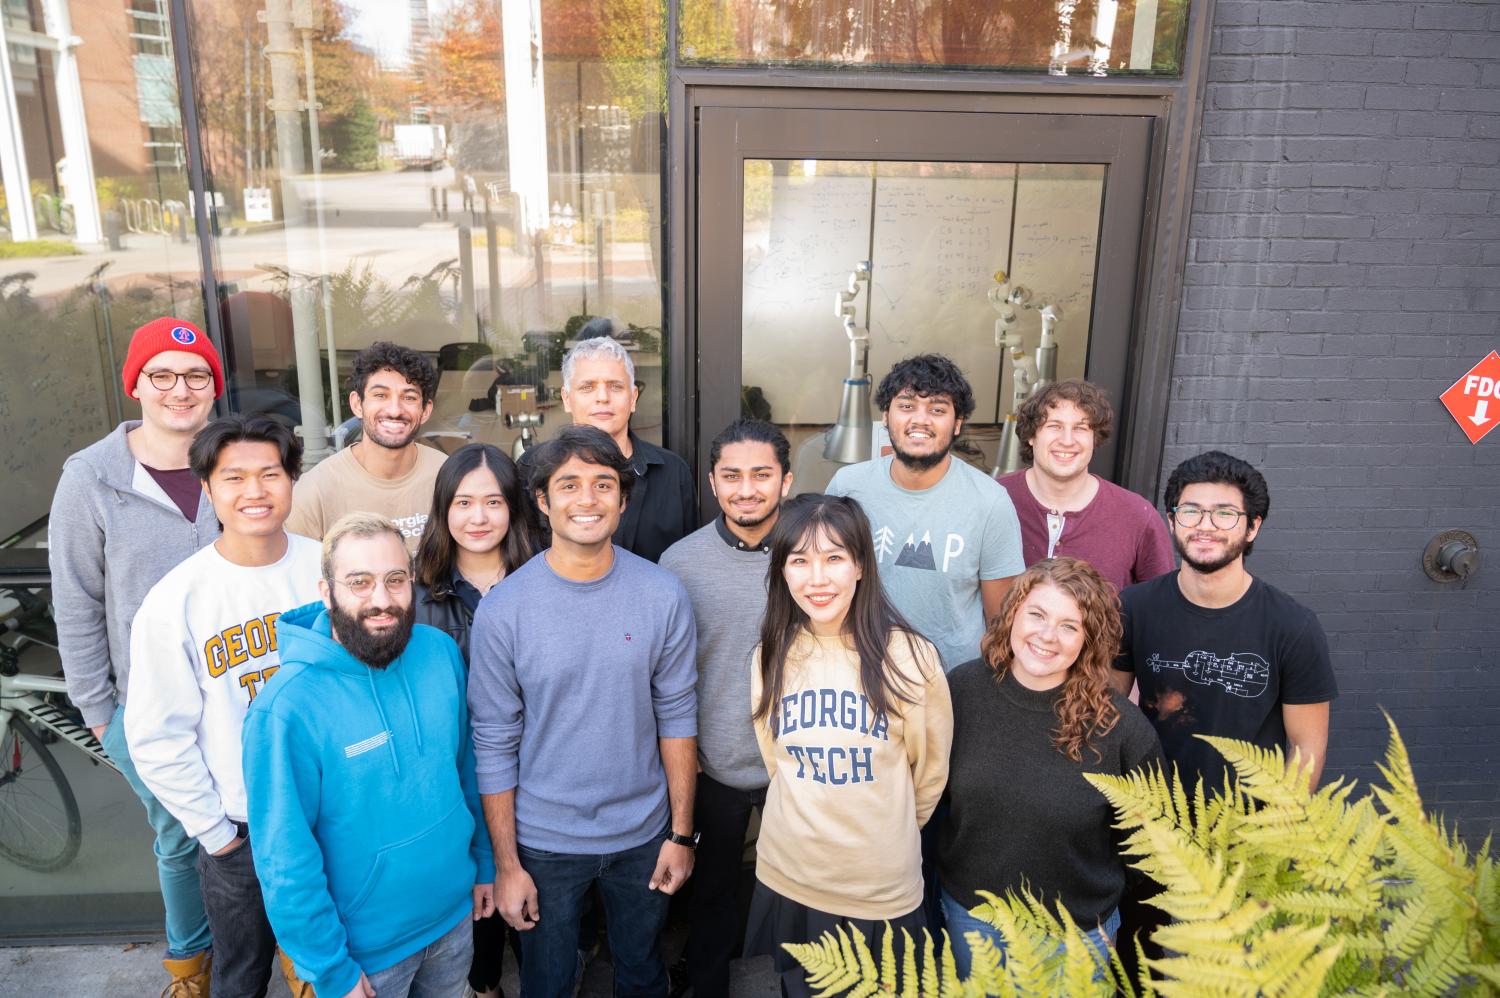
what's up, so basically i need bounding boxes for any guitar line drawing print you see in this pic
[1146,650,1271,698]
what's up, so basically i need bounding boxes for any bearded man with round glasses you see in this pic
[244,512,495,998]
[1109,450,1338,797]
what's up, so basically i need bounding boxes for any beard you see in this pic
[729,499,781,529]
[1174,530,1249,575]
[889,433,954,472]
[362,416,418,450]
[328,591,416,669]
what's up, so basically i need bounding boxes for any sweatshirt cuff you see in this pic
[79,696,118,730]
[656,716,697,739]
[318,956,363,998]
[474,847,496,884]
[476,762,518,796]
[197,817,239,855]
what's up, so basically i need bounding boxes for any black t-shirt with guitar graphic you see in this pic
[1113,573,1338,795]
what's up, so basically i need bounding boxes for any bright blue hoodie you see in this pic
[243,602,495,997]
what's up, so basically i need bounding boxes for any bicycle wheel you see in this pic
[0,717,82,872]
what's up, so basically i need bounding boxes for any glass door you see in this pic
[693,105,1152,502]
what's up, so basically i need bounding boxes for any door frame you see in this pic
[667,0,1218,503]
[691,103,1152,513]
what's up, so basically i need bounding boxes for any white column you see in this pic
[0,22,38,241]
[501,0,549,236]
[263,0,331,462]
[40,0,103,244]
[1129,0,1159,71]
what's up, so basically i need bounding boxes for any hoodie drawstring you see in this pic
[367,668,401,777]
[400,666,423,752]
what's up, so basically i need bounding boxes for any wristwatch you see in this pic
[667,830,700,849]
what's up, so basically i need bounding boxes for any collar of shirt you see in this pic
[715,514,771,553]
[627,432,666,478]
[448,566,483,614]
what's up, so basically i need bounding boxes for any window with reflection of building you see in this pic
[0,0,207,937]
[192,0,668,468]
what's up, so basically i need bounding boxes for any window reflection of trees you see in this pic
[679,0,1190,75]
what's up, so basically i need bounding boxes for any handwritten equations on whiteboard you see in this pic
[741,160,1103,425]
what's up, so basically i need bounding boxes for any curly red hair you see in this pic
[979,557,1123,763]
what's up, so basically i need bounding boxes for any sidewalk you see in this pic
[0,940,779,997]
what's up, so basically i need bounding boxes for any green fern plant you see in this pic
[786,715,1500,996]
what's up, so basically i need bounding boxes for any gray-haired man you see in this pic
[522,332,696,562]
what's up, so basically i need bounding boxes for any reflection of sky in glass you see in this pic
[343,0,456,69]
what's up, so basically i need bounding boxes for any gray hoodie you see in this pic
[48,422,217,727]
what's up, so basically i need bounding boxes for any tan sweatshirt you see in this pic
[751,629,953,919]
[286,443,447,554]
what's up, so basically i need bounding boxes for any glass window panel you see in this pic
[0,0,206,937]
[741,159,1103,494]
[681,0,1190,76]
[193,0,668,470]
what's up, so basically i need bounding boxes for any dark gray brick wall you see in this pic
[1165,0,1500,839]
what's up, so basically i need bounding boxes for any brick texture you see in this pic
[1165,0,1500,840]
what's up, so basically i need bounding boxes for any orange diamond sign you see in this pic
[1441,351,1500,444]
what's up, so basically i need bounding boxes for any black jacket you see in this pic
[414,581,474,662]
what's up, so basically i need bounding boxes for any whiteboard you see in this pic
[740,161,1103,425]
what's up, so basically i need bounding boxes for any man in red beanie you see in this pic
[49,316,222,995]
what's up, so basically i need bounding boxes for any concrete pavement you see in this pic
[0,937,780,997]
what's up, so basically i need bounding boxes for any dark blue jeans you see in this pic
[518,830,671,998]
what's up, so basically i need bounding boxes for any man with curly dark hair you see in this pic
[997,379,1174,592]
[287,341,445,553]
[827,354,1024,671]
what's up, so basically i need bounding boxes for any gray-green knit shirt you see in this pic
[659,521,771,790]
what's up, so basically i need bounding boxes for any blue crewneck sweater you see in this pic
[469,546,698,853]
[244,602,495,996]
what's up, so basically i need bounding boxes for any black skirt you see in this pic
[744,880,928,998]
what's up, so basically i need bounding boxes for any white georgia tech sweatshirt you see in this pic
[125,533,322,852]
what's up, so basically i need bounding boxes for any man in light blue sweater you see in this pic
[658,419,790,998]
[470,425,699,998]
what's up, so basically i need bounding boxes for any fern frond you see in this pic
[1054,907,1104,997]
[880,922,897,993]
[921,931,940,998]
[1384,893,1443,961]
[1402,918,1469,997]
[899,928,919,998]
[1199,735,1310,809]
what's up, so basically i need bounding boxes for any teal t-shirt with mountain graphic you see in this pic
[828,455,1024,670]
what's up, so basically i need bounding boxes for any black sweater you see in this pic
[936,661,1162,924]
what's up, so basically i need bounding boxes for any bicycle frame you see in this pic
[0,673,119,773]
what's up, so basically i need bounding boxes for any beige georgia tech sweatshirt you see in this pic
[751,629,953,920]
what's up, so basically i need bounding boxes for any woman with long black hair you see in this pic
[414,442,540,998]
[744,493,953,998]
[414,443,540,658]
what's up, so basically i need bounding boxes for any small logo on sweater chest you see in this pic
[344,730,391,758]
[625,633,632,641]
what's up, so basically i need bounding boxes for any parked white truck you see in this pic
[394,124,447,169]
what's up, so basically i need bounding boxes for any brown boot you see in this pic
[160,951,211,998]
[279,948,317,998]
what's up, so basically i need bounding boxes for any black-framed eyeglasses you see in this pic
[331,571,411,599]
[144,370,213,392]
[1172,505,1247,530]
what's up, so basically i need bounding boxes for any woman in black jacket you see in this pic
[414,442,540,997]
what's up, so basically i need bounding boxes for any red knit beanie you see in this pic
[121,317,225,399]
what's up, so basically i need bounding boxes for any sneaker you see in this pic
[160,951,210,998]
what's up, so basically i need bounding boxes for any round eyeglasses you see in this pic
[331,571,412,599]
[144,370,214,392]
